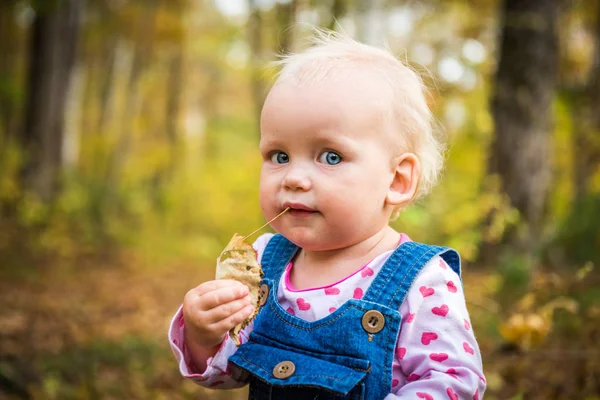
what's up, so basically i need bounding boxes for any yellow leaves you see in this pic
[575,262,594,281]
[216,234,263,346]
[500,313,550,351]
[499,292,579,350]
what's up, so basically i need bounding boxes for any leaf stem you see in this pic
[243,207,290,241]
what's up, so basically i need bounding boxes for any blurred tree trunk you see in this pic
[248,0,265,137]
[0,0,20,214]
[97,35,118,134]
[487,0,560,253]
[21,0,82,202]
[166,48,183,148]
[202,63,223,157]
[549,2,600,267]
[163,1,184,181]
[165,1,184,150]
[105,1,157,189]
[571,2,600,201]
[0,0,20,141]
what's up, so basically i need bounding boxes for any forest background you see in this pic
[0,0,599,399]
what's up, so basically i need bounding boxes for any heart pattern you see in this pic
[421,332,438,345]
[463,342,474,355]
[296,298,311,311]
[353,287,364,299]
[397,347,406,360]
[420,286,435,297]
[324,287,340,295]
[432,304,449,317]
[447,388,458,400]
[208,246,484,394]
[406,373,421,382]
[447,281,457,293]
[429,352,449,362]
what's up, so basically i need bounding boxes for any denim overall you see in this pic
[229,234,460,400]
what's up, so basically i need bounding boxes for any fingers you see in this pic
[207,295,252,322]
[182,279,256,348]
[185,280,247,308]
[195,279,248,298]
[196,285,249,312]
[211,303,255,333]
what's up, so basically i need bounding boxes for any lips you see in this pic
[282,202,317,217]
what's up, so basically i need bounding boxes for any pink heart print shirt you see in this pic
[169,233,486,399]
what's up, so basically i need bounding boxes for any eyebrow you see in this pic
[312,130,358,150]
[260,131,356,150]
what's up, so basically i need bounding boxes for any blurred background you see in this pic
[0,0,599,398]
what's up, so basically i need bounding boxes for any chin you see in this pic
[280,229,340,251]
[277,229,315,249]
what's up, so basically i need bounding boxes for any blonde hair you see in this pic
[271,29,445,210]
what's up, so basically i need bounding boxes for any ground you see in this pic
[0,254,598,399]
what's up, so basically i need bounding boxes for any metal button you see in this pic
[273,361,295,379]
[259,284,269,306]
[362,310,385,333]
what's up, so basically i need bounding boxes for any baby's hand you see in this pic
[183,279,254,351]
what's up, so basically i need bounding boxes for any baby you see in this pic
[169,30,486,399]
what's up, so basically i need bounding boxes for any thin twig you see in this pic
[243,207,290,241]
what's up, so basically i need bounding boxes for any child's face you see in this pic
[259,71,401,251]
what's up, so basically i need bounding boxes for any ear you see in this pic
[386,153,420,207]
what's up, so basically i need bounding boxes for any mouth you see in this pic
[282,202,317,217]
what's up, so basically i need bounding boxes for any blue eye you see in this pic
[270,152,289,164]
[318,151,342,165]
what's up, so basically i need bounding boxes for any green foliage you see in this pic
[553,194,600,266]
[1,1,600,398]
[498,252,533,299]
[394,87,519,262]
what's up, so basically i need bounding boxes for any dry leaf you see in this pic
[215,233,263,346]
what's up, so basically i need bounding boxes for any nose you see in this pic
[282,164,311,191]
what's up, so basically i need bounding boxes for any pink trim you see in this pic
[399,233,410,245]
[284,233,412,292]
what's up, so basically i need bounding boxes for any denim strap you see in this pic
[260,234,461,312]
[363,242,461,311]
[260,234,298,281]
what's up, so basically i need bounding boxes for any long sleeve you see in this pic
[168,233,274,388]
[168,307,253,388]
[385,256,486,399]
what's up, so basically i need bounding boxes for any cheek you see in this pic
[258,172,276,209]
[346,167,392,208]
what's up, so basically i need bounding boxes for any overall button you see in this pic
[273,361,295,379]
[362,310,385,333]
[259,284,269,306]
